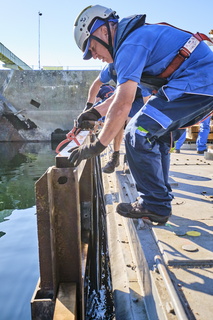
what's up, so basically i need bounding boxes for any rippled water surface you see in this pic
[0,142,56,320]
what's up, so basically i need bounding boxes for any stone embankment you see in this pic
[0,70,100,141]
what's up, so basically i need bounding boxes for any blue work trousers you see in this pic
[175,130,186,150]
[125,92,213,216]
[196,116,211,151]
[125,133,173,215]
[175,116,211,151]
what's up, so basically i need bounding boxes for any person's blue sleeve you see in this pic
[140,85,152,97]
[99,64,111,83]
[115,43,149,86]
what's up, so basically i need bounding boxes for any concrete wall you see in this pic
[0,70,100,141]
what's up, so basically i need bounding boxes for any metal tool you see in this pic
[55,119,103,154]
[55,120,81,154]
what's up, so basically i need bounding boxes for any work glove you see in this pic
[69,139,106,167]
[83,102,93,111]
[77,107,101,129]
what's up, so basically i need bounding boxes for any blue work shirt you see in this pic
[99,63,151,98]
[100,63,117,84]
[114,23,213,101]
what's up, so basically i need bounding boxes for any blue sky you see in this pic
[0,0,212,69]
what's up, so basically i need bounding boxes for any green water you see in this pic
[0,142,56,320]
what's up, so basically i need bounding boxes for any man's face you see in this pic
[88,26,113,63]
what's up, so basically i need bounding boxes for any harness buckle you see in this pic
[178,47,190,59]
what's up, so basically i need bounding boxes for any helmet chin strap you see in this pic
[90,21,114,58]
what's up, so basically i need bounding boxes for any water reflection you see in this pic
[0,142,56,320]
[0,142,56,224]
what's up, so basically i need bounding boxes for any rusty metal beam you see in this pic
[47,167,82,293]
[35,169,54,292]
[31,280,55,320]
[32,131,96,319]
[32,166,84,319]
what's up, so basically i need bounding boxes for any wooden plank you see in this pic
[208,133,213,140]
[191,125,199,133]
[53,283,77,320]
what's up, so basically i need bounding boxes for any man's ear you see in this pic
[100,25,108,36]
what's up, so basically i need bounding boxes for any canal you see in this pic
[0,142,56,320]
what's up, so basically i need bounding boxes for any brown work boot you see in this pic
[102,151,120,173]
[116,200,171,223]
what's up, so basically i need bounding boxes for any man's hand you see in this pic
[69,139,106,167]
[83,102,93,111]
[77,107,101,129]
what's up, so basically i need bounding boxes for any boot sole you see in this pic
[102,167,115,173]
[102,162,119,174]
[116,207,171,223]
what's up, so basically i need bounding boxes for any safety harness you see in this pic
[113,15,213,91]
[141,29,213,92]
[153,23,213,88]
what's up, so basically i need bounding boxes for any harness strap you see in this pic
[90,35,111,51]
[158,33,205,78]
[154,22,213,79]
[90,19,115,59]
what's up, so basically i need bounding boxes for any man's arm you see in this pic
[98,80,138,146]
[87,76,103,104]
[69,80,138,166]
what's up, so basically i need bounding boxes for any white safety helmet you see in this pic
[74,5,118,54]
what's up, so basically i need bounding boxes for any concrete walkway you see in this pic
[153,148,213,319]
[101,144,213,320]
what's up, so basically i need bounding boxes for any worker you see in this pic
[86,82,115,111]
[84,63,117,111]
[70,5,213,224]
[102,85,150,174]
[86,63,151,173]
[95,83,115,104]
[93,83,115,124]
[175,116,211,154]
